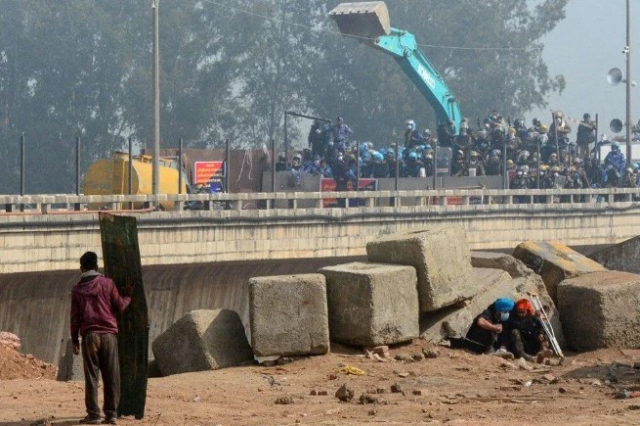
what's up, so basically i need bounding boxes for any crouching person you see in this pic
[460,298,515,356]
[507,298,550,362]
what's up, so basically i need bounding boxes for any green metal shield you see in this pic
[99,213,149,420]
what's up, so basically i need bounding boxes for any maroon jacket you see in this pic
[70,275,131,345]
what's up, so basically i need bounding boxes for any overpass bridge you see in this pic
[1,187,639,369]
[1,187,639,274]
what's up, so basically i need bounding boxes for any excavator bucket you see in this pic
[329,2,391,39]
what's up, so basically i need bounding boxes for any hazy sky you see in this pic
[529,0,639,138]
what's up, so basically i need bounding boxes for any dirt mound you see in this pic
[0,344,57,380]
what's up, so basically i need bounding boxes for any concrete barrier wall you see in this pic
[0,257,363,367]
[1,203,639,274]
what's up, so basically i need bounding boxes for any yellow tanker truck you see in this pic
[82,151,188,210]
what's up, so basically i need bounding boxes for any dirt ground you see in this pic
[2,340,640,426]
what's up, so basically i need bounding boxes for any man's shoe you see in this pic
[79,416,102,425]
[102,417,117,425]
[493,348,515,360]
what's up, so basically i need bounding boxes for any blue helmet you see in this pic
[408,152,418,160]
[373,152,384,162]
[494,298,515,312]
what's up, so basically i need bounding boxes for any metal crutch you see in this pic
[527,292,564,359]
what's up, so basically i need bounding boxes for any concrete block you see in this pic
[319,262,419,346]
[248,274,329,357]
[420,268,564,348]
[558,271,640,352]
[471,251,533,278]
[513,241,607,304]
[366,226,476,312]
[589,236,640,274]
[152,309,253,376]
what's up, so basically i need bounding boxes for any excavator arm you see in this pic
[329,1,462,133]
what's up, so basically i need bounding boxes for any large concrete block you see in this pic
[319,262,419,346]
[589,236,640,274]
[152,309,253,376]
[249,274,329,357]
[471,251,533,278]
[558,271,640,352]
[421,268,564,348]
[513,241,607,304]
[366,226,476,312]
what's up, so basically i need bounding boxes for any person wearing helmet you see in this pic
[455,123,474,153]
[538,164,554,191]
[464,150,484,176]
[308,120,328,159]
[511,166,531,202]
[437,120,456,148]
[404,119,424,149]
[404,151,422,177]
[506,299,550,362]
[451,149,466,176]
[371,151,389,178]
[585,157,605,189]
[331,116,353,156]
[461,298,516,356]
[604,141,626,174]
[485,150,502,176]
[318,157,333,178]
[517,150,531,166]
[276,153,288,172]
[576,113,596,157]
[549,111,572,147]
[286,154,304,191]
[621,167,637,188]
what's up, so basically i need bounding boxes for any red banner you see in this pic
[321,178,377,207]
[193,161,224,185]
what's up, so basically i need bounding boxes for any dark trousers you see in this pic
[82,333,120,419]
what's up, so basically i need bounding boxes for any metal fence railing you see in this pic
[1,187,640,215]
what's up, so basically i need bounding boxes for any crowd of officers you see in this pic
[276,112,640,193]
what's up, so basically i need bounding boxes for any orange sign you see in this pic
[193,161,224,185]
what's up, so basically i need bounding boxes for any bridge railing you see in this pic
[1,188,640,214]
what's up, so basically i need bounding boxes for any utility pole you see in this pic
[152,0,161,195]
[626,0,632,166]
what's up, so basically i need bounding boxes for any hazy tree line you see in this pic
[0,0,567,193]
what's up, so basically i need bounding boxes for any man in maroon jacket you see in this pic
[71,251,133,425]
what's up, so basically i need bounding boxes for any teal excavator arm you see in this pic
[329,2,462,133]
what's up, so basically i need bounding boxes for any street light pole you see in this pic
[152,0,161,195]
[626,0,632,166]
